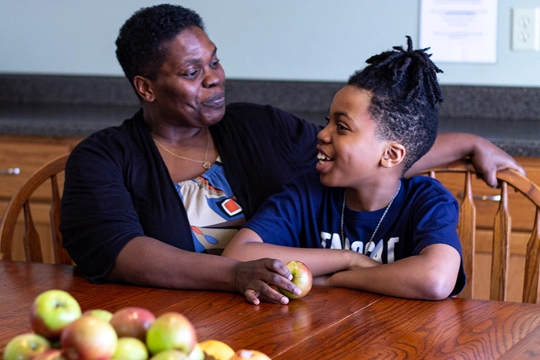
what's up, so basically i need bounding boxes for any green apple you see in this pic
[31,289,82,340]
[110,307,156,341]
[146,312,197,356]
[279,260,313,299]
[3,333,51,360]
[186,343,204,360]
[149,350,188,360]
[83,309,113,322]
[112,337,149,360]
[60,315,118,359]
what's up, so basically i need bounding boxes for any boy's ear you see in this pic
[381,142,406,168]
[133,75,155,102]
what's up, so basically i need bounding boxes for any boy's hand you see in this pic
[346,251,381,270]
[313,274,330,286]
[234,258,301,305]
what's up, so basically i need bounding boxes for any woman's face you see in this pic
[146,26,226,128]
[316,86,389,189]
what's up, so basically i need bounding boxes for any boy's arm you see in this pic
[317,244,461,300]
[407,133,524,187]
[223,228,371,278]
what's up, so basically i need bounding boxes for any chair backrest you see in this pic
[420,159,540,303]
[0,154,71,264]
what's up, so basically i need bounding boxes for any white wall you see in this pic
[1,0,539,86]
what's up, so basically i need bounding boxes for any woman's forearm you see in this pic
[407,133,477,176]
[406,132,524,187]
[107,236,240,291]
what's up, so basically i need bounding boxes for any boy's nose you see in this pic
[317,127,331,143]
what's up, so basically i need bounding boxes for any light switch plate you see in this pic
[512,7,540,51]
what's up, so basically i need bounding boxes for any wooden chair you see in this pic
[0,154,72,264]
[420,159,540,303]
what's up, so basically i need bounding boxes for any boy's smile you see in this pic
[316,86,389,191]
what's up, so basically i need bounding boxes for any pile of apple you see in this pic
[2,289,271,360]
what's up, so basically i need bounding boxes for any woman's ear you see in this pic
[133,75,155,102]
[381,142,406,168]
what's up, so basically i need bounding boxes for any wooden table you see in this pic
[2,260,540,359]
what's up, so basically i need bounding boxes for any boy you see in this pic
[223,37,465,301]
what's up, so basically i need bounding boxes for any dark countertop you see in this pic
[0,103,539,158]
[1,75,539,158]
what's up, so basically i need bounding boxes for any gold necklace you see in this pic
[153,129,212,170]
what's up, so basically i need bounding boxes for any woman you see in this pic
[60,4,523,305]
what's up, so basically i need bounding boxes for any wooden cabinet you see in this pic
[0,134,82,263]
[432,156,540,302]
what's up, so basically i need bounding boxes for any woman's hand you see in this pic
[469,138,525,188]
[234,258,301,305]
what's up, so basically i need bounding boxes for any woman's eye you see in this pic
[183,70,199,78]
[211,59,221,67]
[337,123,347,131]
[324,116,330,125]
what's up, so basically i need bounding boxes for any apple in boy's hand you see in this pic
[279,260,313,300]
[60,315,118,360]
[3,333,51,360]
[110,306,156,341]
[146,312,197,356]
[31,289,82,340]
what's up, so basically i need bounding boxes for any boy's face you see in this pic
[316,86,390,189]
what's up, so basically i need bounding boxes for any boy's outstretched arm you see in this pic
[407,133,524,188]
[223,228,371,279]
[315,244,461,300]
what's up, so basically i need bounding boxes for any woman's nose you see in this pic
[203,67,223,88]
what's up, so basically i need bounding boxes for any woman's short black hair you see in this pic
[348,36,444,172]
[115,4,204,89]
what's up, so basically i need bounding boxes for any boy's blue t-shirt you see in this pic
[243,173,466,296]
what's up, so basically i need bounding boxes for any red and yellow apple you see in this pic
[30,289,82,340]
[60,314,118,360]
[146,312,197,356]
[110,306,156,342]
[279,260,313,300]
[228,349,272,360]
[3,333,51,360]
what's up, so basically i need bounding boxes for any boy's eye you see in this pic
[324,116,330,124]
[337,122,348,131]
